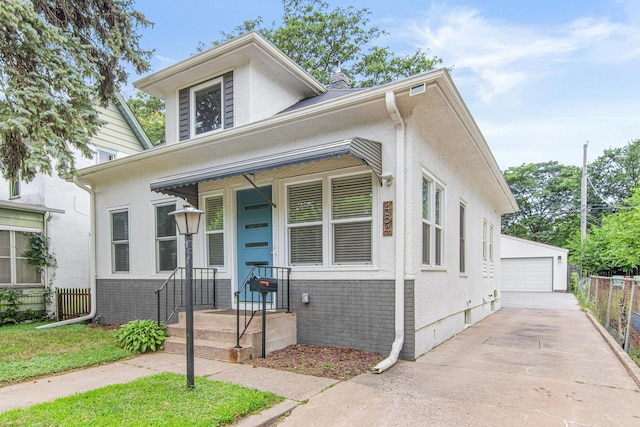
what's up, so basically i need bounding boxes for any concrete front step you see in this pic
[165,323,259,347]
[165,310,297,363]
[163,336,254,363]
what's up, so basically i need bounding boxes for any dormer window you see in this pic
[191,78,223,136]
[179,71,234,141]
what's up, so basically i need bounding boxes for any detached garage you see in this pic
[500,235,568,292]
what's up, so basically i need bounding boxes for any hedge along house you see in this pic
[0,94,151,321]
[75,32,517,362]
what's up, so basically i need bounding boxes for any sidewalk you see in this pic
[3,293,640,426]
[0,352,337,426]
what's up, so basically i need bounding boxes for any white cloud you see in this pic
[390,3,640,168]
[407,5,638,103]
[153,55,178,68]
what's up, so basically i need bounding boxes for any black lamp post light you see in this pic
[169,204,204,389]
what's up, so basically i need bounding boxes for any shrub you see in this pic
[0,289,21,325]
[114,320,167,353]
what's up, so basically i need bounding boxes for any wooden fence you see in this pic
[56,288,91,321]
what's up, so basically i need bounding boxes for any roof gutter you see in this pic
[37,176,96,328]
[373,90,406,373]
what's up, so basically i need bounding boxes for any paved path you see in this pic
[2,292,640,426]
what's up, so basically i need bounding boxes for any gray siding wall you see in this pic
[289,279,416,360]
[94,277,415,360]
[95,278,232,324]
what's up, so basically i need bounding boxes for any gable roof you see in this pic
[112,92,153,150]
[134,31,325,99]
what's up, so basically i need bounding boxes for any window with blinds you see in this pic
[331,174,372,264]
[205,195,224,266]
[111,209,129,272]
[286,172,373,267]
[287,181,323,265]
[155,203,177,272]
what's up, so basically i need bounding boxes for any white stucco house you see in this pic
[74,31,517,361]
[0,94,151,317]
[500,234,568,292]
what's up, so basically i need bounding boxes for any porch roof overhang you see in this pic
[150,137,383,207]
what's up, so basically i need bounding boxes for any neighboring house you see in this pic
[500,234,568,292]
[0,93,152,317]
[75,32,517,361]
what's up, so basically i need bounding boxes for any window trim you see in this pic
[190,77,224,137]
[9,180,20,199]
[422,170,446,269]
[0,228,43,286]
[109,208,130,274]
[282,168,377,270]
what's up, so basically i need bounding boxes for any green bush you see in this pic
[0,289,21,325]
[114,320,167,353]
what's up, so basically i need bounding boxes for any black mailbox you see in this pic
[250,276,278,293]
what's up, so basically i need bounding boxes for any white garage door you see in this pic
[501,257,553,292]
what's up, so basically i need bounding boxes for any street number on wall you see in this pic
[383,201,393,236]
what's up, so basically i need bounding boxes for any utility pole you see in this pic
[580,142,588,276]
[581,142,588,241]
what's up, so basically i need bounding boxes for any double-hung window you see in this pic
[155,203,177,272]
[489,223,494,276]
[286,173,373,267]
[204,195,224,267]
[422,174,444,267]
[191,78,223,136]
[287,181,323,265]
[482,219,488,276]
[0,230,41,285]
[459,203,466,274]
[331,174,372,264]
[111,209,130,273]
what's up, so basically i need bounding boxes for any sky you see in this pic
[131,0,640,170]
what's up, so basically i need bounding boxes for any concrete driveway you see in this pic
[278,292,640,426]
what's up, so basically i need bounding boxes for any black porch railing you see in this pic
[235,265,291,349]
[155,267,217,325]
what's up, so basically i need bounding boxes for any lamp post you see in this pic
[169,204,204,389]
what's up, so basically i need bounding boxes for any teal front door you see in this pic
[236,186,273,294]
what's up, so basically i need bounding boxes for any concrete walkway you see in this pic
[278,292,640,426]
[2,292,640,426]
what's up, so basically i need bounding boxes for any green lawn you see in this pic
[0,322,134,385]
[0,372,283,426]
[0,322,285,425]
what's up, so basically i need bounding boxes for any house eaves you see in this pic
[0,200,65,214]
[134,31,326,99]
[79,68,518,213]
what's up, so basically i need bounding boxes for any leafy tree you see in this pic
[572,188,640,275]
[211,0,443,87]
[0,0,152,181]
[502,161,581,247]
[587,139,640,219]
[126,91,165,145]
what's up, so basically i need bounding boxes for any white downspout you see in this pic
[37,176,96,328]
[373,90,406,373]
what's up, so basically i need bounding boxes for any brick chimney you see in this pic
[328,67,351,90]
